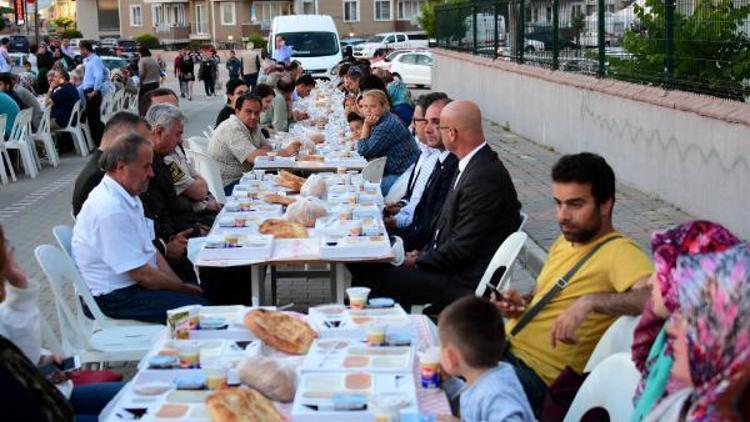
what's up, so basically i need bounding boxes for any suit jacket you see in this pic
[401,153,458,251]
[417,144,521,289]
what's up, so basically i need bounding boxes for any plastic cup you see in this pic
[336,166,347,175]
[418,347,442,389]
[253,169,266,180]
[234,216,246,228]
[178,343,200,369]
[203,364,227,390]
[225,233,240,248]
[349,221,363,237]
[239,201,251,212]
[346,287,370,310]
[266,151,278,161]
[370,394,402,422]
[366,324,387,346]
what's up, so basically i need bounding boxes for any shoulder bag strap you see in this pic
[508,235,623,338]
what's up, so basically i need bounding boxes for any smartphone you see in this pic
[40,355,81,378]
[486,265,508,295]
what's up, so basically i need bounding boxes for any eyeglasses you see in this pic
[412,118,427,125]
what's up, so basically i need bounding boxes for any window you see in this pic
[221,2,236,26]
[343,0,359,22]
[397,0,424,20]
[129,5,142,26]
[396,34,406,42]
[545,6,552,22]
[302,0,316,14]
[416,54,431,66]
[250,1,291,25]
[374,0,391,21]
[608,4,615,12]
[399,54,417,64]
[586,4,595,15]
[533,7,539,22]
[276,31,339,57]
[152,4,164,26]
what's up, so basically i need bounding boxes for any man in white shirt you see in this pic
[72,133,209,324]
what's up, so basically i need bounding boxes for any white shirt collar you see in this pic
[438,149,451,163]
[102,174,139,208]
[457,142,487,175]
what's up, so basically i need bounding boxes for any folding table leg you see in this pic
[334,263,350,304]
[251,265,264,307]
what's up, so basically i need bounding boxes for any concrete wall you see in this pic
[433,49,750,239]
[77,0,101,39]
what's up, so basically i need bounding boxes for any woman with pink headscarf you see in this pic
[631,221,749,421]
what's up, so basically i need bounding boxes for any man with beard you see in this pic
[491,152,653,413]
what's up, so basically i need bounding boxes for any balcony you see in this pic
[154,24,191,43]
[241,22,265,37]
[190,22,211,40]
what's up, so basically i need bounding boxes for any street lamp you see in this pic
[228,35,234,50]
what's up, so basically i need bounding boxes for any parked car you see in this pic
[353,31,429,58]
[117,39,138,58]
[101,56,127,71]
[8,35,29,53]
[371,49,424,71]
[389,51,432,88]
[340,37,366,48]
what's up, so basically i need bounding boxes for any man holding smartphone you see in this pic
[492,153,653,413]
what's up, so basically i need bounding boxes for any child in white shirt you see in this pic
[439,296,535,422]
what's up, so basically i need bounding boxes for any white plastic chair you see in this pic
[51,225,159,329]
[53,100,89,157]
[33,108,60,167]
[185,149,227,203]
[474,231,528,297]
[362,157,387,184]
[564,353,641,422]
[185,136,210,154]
[384,162,413,204]
[111,89,124,113]
[0,114,15,184]
[5,108,38,178]
[126,91,139,112]
[584,315,641,372]
[99,93,114,123]
[518,211,528,232]
[34,245,164,365]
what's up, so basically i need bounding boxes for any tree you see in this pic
[613,0,750,101]
[136,34,159,49]
[570,10,586,45]
[419,0,468,38]
[52,16,75,31]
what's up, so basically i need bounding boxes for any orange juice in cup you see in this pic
[349,221,363,237]
[234,216,246,227]
[203,364,227,390]
[225,233,240,248]
[366,324,386,346]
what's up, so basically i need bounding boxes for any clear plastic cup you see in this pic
[417,347,442,389]
[203,364,227,390]
[366,324,387,346]
[346,287,370,309]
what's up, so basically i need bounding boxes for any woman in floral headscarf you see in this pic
[644,242,750,421]
[631,221,741,421]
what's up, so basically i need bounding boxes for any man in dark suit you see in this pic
[388,97,458,251]
[350,100,522,311]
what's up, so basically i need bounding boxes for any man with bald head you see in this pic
[351,100,521,311]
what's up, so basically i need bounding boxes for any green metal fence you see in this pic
[435,0,750,101]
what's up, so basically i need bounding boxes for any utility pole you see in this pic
[34,0,39,46]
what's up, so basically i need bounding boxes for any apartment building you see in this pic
[80,0,426,44]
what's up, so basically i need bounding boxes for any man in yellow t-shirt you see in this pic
[493,152,653,412]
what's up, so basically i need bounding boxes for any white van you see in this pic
[268,15,342,79]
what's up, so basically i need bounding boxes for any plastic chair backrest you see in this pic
[564,353,641,422]
[53,224,74,258]
[67,100,81,128]
[518,211,528,232]
[34,245,96,354]
[50,227,114,330]
[584,315,641,372]
[384,162,413,204]
[186,136,209,154]
[8,108,32,142]
[186,149,227,203]
[475,232,528,297]
[362,157,387,184]
[100,94,113,117]
[112,90,124,112]
[36,107,51,136]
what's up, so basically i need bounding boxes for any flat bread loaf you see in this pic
[263,194,296,206]
[275,170,306,192]
[258,218,308,239]
[243,309,317,355]
[205,386,283,422]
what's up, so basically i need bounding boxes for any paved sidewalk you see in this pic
[484,121,695,253]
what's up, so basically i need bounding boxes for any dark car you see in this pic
[8,36,29,53]
[340,37,366,48]
[526,25,579,50]
[117,40,137,53]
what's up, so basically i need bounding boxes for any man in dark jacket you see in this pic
[350,100,522,311]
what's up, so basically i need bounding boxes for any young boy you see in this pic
[347,111,364,140]
[439,296,535,422]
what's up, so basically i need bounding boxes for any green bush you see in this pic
[136,33,160,49]
[62,29,83,39]
[247,33,266,50]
